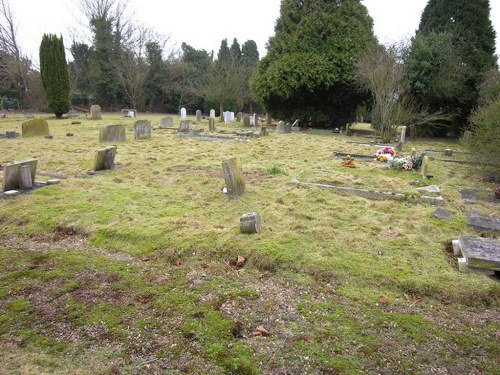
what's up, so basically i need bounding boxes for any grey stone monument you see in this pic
[222,157,245,199]
[236,112,242,122]
[90,105,102,120]
[276,121,285,134]
[210,109,215,119]
[209,118,216,132]
[134,120,152,139]
[21,119,49,137]
[99,124,126,142]
[243,115,251,127]
[94,146,117,171]
[159,117,173,128]
[196,110,202,123]
[178,120,191,132]
[240,213,262,234]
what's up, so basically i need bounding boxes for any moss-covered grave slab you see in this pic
[21,119,49,137]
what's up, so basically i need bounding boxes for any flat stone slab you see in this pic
[459,188,500,204]
[457,236,500,271]
[417,185,441,194]
[466,210,500,232]
[432,208,453,221]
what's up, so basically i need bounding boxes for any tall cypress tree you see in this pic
[409,0,497,132]
[39,34,71,118]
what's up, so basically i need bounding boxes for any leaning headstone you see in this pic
[22,118,49,137]
[134,120,152,139]
[400,126,406,144]
[180,107,187,119]
[210,109,215,119]
[276,121,285,134]
[93,146,117,171]
[90,105,102,120]
[196,110,202,123]
[222,157,245,199]
[99,124,126,142]
[421,155,430,179]
[345,123,350,136]
[178,120,191,133]
[208,118,216,132]
[284,123,292,133]
[243,115,251,127]
[236,112,242,122]
[240,212,262,234]
[159,117,173,128]
[455,236,500,272]
[2,158,38,192]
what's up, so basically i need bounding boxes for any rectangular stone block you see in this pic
[99,124,126,142]
[93,146,117,171]
[2,158,38,191]
[22,119,49,137]
[134,120,151,139]
[90,105,102,120]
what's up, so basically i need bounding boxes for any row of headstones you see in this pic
[276,120,300,134]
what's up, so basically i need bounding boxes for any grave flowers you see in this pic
[375,147,396,162]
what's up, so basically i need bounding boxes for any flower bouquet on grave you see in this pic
[390,156,414,170]
[375,147,396,162]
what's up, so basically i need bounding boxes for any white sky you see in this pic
[10,0,500,63]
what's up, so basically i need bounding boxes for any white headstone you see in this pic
[210,109,215,119]
[230,112,235,122]
[180,107,187,119]
[252,114,258,126]
[128,110,135,118]
[224,111,231,124]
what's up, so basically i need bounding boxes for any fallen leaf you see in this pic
[236,256,246,268]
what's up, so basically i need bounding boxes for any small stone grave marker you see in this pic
[240,212,261,234]
[99,124,126,142]
[224,111,231,124]
[159,117,173,128]
[90,105,102,120]
[284,123,292,133]
[180,107,187,119]
[2,158,38,191]
[93,146,117,171]
[210,109,215,119]
[243,115,251,127]
[134,120,152,139]
[260,126,268,136]
[196,110,202,123]
[178,120,191,132]
[222,157,245,199]
[208,118,216,132]
[421,155,430,179]
[466,210,500,232]
[22,118,49,137]
[237,112,242,122]
[276,121,285,134]
[454,236,500,272]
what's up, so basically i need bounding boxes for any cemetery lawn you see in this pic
[0,113,499,374]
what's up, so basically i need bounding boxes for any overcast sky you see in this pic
[10,0,500,63]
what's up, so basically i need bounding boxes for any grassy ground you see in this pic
[0,113,499,374]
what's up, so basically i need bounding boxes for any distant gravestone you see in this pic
[159,117,173,128]
[2,158,38,192]
[444,149,453,157]
[93,146,117,171]
[345,123,350,136]
[6,131,17,138]
[266,113,272,125]
[230,112,235,122]
[252,114,258,126]
[237,112,242,122]
[243,115,251,127]
[260,126,268,136]
[196,110,202,123]
[21,118,49,137]
[178,120,191,132]
[99,124,126,142]
[284,123,292,133]
[134,120,151,139]
[421,155,430,179]
[240,212,262,234]
[180,107,187,119]
[400,126,406,144]
[210,109,215,119]
[276,121,285,134]
[222,157,245,199]
[121,108,136,118]
[208,118,216,132]
[90,105,102,120]
[432,208,453,221]
[224,111,231,124]
[462,130,472,145]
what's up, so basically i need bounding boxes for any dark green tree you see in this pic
[251,0,377,126]
[241,40,259,67]
[241,40,260,112]
[39,34,71,118]
[143,41,165,111]
[69,42,92,107]
[230,38,241,60]
[409,0,497,133]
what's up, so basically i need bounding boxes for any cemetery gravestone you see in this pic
[222,157,245,199]
[224,111,231,124]
[90,105,102,120]
[284,123,292,133]
[276,121,285,134]
[266,113,272,125]
[94,146,117,171]
[159,117,173,128]
[230,112,235,122]
[209,118,216,132]
[444,149,453,157]
[178,120,191,133]
[240,212,262,234]
[21,118,49,137]
[260,126,268,136]
[210,109,215,119]
[99,124,126,142]
[421,155,430,179]
[180,107,187,119]
[134,120,152,139]
[196,110,202,123]
[243,115,251,127]
[237,112,242,122]
[2,158,38,192]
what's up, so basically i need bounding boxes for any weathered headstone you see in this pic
[345,123,350,136]
[432,208,452,221]
[210,109,215,119]
[90,105,102,120]
[466,210,500,232]
[461,130,472,145]
[99,124,126,142]
[444,149,453,157]
[455,236,500,272]
[224,111,231,124]
[134,120,152,139]
[243,115,251,127]
[196,110,202,123]
[421,155,430,179]
[284,123,292,133]
[237,112,242,122]
[400,126,406,144]
[159,117,173,128]
[222,157,245,199]
[18,165,33,190]
[21,118,49,137]
[240,212,262,234]
[178,120,191,132]
[93,146,117,171]
[121,108,136,118]
[208,118,216,132]
[180,107,187,119]
[266,113,272,125]
[276,121,285,134]
[2,158,38,192]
